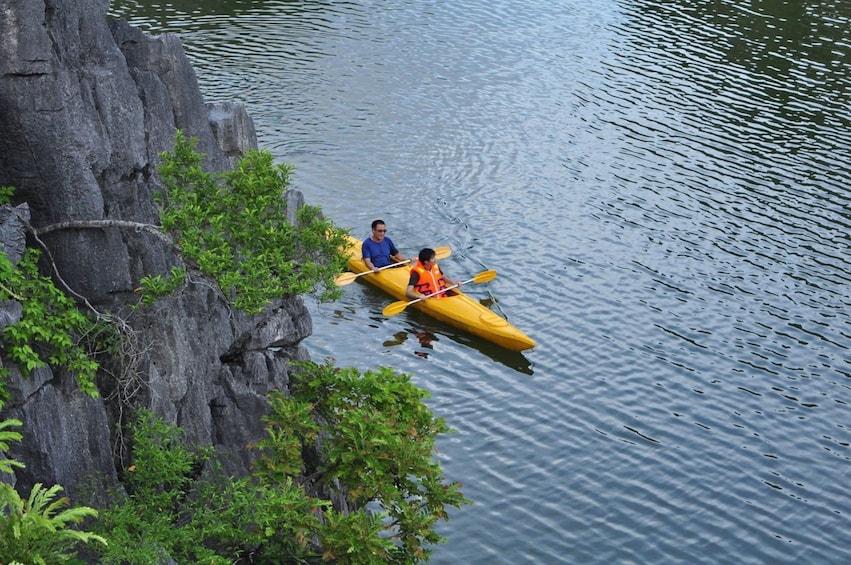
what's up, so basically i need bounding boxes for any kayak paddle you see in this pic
[334,245,451,286]
[381,269,498,317]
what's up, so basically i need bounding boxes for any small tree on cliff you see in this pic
[0,188,100,400]
[2,129,350,400]
[93,361,471,564]
[263,360,473,562]
[153,130,350,313]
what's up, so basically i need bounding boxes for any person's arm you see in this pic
[406,272,422,299]
[405,284,419,299]
[362,241,380,273]
[364,257,379,273]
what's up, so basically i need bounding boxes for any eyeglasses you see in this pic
[375,229,387,233]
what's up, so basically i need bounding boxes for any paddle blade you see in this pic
[471,269,498,283]
[382,301,410,317]
[333,272,359,286]
[434,246,451,260]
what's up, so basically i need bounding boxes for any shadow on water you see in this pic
[350,279,535,374]
[381,311,535,376]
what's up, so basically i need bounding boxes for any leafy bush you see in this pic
[155,131,350,314]
[284,360,472,562]
[0,248,99,398]
[94,408,323,564]
[137,266,186,307]
[93,361,471,563]
[93,408,217,564]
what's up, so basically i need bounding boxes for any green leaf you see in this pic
[0,249,100,397]
[151,131,349,313]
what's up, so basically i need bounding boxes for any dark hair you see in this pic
[418,248,436,263]
[371,219,386,230]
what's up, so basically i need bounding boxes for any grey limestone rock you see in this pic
[0,0,314,509]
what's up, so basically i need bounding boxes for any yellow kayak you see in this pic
[344,236,535,351]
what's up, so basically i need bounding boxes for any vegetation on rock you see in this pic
[154,130,350,313]
[0,135,470,562]
[0,186,99,399]
[0,411,107,563]
[93,361,470,564]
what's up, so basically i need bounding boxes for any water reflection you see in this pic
[377,315,534,373]
[109,0,851,562]
[397,313,535,376]
[343,276,536,373]
[382,330,409,348]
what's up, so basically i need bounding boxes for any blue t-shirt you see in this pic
[362,237,400,268]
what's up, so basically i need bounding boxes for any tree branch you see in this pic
[33,219,174,245]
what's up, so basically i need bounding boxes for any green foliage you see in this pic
[287,360,472,562]
[0,417,106,563]
[155,131,350,314]
[190,475,325,562]
[0,483,107,564]
[137,266,186,307]
[121,409,212,515]
[0,186,14,204]
[0,248,99,398]
[94,408,324,564]
[252,390,320,483]
[94,408,213,564]
[94,362,470,563]
[0,417,24,475]
[318,508,395,563]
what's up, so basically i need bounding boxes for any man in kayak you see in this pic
[406,248,462,300]
[362,219,407,273]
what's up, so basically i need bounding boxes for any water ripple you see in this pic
[111,0,851,562]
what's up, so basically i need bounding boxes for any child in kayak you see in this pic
[406,247,462,300]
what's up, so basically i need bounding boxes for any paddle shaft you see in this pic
[406,282,462,307]
[367,258,409,272]
[382,270,497,316]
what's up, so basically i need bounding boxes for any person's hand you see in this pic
[372,267,380,273]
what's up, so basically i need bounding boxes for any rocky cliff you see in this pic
[0,0,313,505]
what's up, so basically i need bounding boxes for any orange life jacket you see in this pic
[411,261,448,298]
